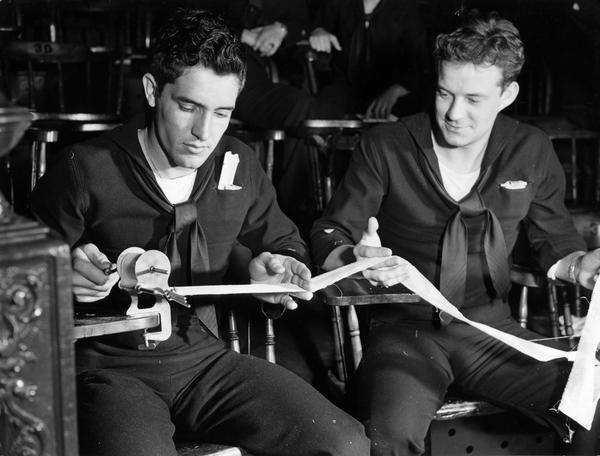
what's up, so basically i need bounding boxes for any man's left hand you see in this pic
[249,252,313,309]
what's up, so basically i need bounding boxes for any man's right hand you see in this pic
[354,217,411,288]
[71,243,119,303]
[309,28,342,53]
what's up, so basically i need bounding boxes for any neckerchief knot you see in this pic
[439,190,510,325]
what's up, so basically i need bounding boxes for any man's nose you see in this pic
[446,98,465,120]
[191,112,211,140]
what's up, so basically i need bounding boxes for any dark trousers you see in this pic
[354,316,598,456]
[76,334,370,456]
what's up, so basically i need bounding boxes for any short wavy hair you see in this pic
[150,8,246,93]
[433,13,524,88]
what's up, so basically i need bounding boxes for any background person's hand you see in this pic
[366,84,410,119]
[253,22,287,56]
[249,252,313,309]
[309,27,341,53]
[241,28,261,47]
[71,243,119,302]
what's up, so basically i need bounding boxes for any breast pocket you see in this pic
[496,180,534,223]
[204,189,249,242]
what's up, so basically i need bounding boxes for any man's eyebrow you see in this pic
[436,86,486,98]
[176,96,235,111]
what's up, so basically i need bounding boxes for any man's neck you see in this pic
[363,0,381,15]
[431,132,489,175]
[138,128,195,179]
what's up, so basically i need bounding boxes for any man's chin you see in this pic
[177,155,212,170]
[439,133,468,149]
[444,125,477,143]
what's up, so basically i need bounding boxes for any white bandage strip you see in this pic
[174,254,598,428]
[398,259,576,362]
[172,257,386,296]
[559,279,600,430]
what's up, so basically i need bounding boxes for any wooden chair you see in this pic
[0,105,31,215]
[226,119,285,182]
[510,264,576,347]
[297,119,364,212]
[319,271,569,454]
[26,112,121,189]
[226,55,286,182]
[24,124,58,190]
[511,58,600,207]
[297,41,330,97]
[320,280,503,417]
[56,1,132,53]
[1,38,125,200]
[536,121,600,207]
[2,40,124,115]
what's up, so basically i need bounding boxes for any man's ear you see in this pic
[142,73,158,108]
[500,81,519,111]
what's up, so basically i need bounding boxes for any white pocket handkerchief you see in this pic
[500,180,527,190]
[218,151,240,190]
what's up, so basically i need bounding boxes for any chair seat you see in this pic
[31,111,121,123]
[175,442,243,456]
[23,114,122,191]
[30,112,122,132]
[300,118,363,132]
[434,398,504,421]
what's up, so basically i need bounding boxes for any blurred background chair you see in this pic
[297,119,364,212]
[227,119,286,183]
[510,56,600,209]
[1,39,124,211]
[2,40,124,115]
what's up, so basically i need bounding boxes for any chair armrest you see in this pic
[325,293,420,306]
[510,264,568,288]
[434,398,504,421]
[319,277,420,306]
[73,313,160,340]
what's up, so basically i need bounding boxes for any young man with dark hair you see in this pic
[311,13,600,456]
[31,8,369,456]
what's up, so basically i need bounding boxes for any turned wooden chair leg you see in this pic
[330,305,347,384]
[518,286,528,328]
[227,309,240,354]
[265,317,276,364]
[574,283,582,317]
[559,286,576,348]
[346,304,362,372]
[547,281,561,338]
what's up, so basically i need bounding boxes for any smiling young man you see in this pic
[30,8,370,456]
[311,13,600,456]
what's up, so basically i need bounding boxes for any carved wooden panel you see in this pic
[0,226,78,456]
